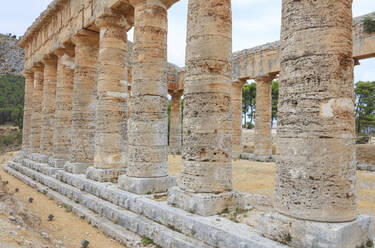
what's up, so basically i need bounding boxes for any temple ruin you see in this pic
[5,0,375,247]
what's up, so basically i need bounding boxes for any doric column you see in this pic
[118,0,176,194]
[51,46,75,168]
[86,12,130,182]
[232,80,246,158]
[30,63,44,155]
[169,91,182,154]
[168,0,235,216]
[276,0,356,222]
[21,70,34,155]
[40,55,58,161]
[64,30,99,174]
[254,75,274,161]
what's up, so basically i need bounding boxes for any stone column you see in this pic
[64,30,99,174]
[118,0,176,194]
[168,0,235,216]
[276,0,356,222]
[169,91,182,155]
[232,80,246,159]
[21,70,34,155]
[30,63,44,155]
[86,13,129,182]
[40,55,58,162]
[51,46,75,168]
[254,75,273,161]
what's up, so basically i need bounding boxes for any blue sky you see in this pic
[1,0,374,82]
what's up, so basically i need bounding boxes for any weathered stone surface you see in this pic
[68,30,99,172]
[232,80,246,158]
[119,175,176,195]
[176,0,233,200]
[276,0,357,222]
[51,46,74,167]
[21,70,34,153]
[40,54,58,157]
[30,63,44,154]
[258,212,374,248]
[90,12,130,182]
[169,91,183,154]
[124,0,170,194]
[254,75,274,161]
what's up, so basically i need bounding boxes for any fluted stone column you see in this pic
[86,13,129,182]
[30,63,44,156]
[254,75,274,161]
[40,55,58,162]
[64,30,99,174]
[168,0,236,216]
[21,70,34,156]
[50,46,75,168]
[276,0,356,222]
[169,91,182,154]
[232,80,246,159]
[118,0,176,194]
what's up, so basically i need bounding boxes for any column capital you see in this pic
[253,73,277,83]
[32,62,44,72]
[22,70,34,78]
[129,0,178,9]
[42,54,58,66]
[232,79,247,88]
[71,30,99,47]
[54,42,75,57]
[96,12,132,31]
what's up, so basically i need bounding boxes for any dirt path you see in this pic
[0,152,126,248]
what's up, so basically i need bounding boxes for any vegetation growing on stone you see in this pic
[364,17,375,34]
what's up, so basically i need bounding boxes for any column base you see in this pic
[30,153,49,163]
[64,162,92,174]
[167,187,241,216]
[86,167,125,183]
[254,153,274,162]
[168,147,181,155]
[48,157,67,168]
[258,212,374,248]
[118,175,176,195]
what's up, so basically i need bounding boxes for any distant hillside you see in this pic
[0,33,24,75]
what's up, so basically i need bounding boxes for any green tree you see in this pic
[242,82,256,128]
[0,74,25,128]
[355,81,375,134]
[271,80,279,124]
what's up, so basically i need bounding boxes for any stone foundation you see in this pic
[64,162,91,174]
[86,167,126,183]
[258,212,374,248]
[118,175,176,195]
[168,187,240,216]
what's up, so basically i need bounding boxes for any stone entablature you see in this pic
[231,12,375,82]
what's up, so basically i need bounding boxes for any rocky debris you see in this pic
[81,239,89,248]
[0,33,24,75]
[47,214,54,221]
[28,197,33,203]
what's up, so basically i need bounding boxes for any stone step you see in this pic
[11,159,287,248]
[6,161,213,248]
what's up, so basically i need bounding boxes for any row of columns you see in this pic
[20,0,358,226]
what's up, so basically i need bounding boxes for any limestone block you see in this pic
[232,80,246,158]
[254,75,274,161]
[276,0,357,222]
[53,47,75,163]
[21,71,34,153]
[30,64,44,153]
[169,91,182,154]
[69,30,99,169]
[118,175,176,195]
[93,12,129,181]
[40,54,58,157]
[258,212,374,248]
